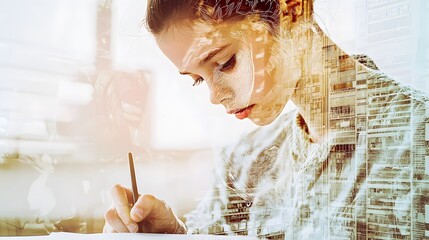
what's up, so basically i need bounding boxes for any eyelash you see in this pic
[219,54,236,72]
[192,77,204,86]
[192,54,237,87]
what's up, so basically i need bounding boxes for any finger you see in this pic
[104,208,129,233]
[103,220,119,233]
[122,187,135,204]
[130,194,161,223]
[110,184,138,232]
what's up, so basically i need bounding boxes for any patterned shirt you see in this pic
[185,56,429,239]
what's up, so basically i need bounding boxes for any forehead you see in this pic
[155,25,205,69]
[155,20,256,69]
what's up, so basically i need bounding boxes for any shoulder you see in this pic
[352,54,429,105]
[351,54,380,71]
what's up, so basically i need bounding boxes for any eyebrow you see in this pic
[179,44,230,76]
[200,44,230,65]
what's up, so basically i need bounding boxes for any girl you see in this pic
[104,0,429,239]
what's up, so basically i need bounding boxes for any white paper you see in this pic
[1,233,258,240]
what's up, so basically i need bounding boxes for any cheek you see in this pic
[250,64,277,101]
[218,49,255,104]
[250,44,277,98]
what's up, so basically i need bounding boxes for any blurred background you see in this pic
[0,0,428,236]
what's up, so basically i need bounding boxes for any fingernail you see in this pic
[128,223,138,233]
[132,208,144,220]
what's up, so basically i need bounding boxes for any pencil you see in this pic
[128,152,143,233]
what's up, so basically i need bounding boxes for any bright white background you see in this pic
[112,0,429,150]
[0,0,427,234]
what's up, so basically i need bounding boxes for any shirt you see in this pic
[185,55,429,239]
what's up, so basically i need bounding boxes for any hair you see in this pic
[145,0,314,35]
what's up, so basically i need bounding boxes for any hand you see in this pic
[103,184,187,234]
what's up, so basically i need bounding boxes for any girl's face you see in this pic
[156,18,299,126]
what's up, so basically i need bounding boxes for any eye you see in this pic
[219,54,236,72]
[192,77,204,86]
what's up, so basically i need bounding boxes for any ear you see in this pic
[282,0,303,22]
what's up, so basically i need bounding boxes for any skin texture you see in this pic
[103,184,186,234]
[156,19,293,126]
[104,0,343,234]
[102,19,297,232]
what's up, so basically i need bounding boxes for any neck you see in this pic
[282,21,350,144]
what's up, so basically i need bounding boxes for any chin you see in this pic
[249,107,285,126]
[249,116,276,126]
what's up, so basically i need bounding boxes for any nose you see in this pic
[207,75,233,106]
[209,88,223,105]
[207,79,225,105]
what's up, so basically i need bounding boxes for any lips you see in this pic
[227,104,255,120]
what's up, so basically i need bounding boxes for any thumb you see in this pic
[130,194,159,222]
